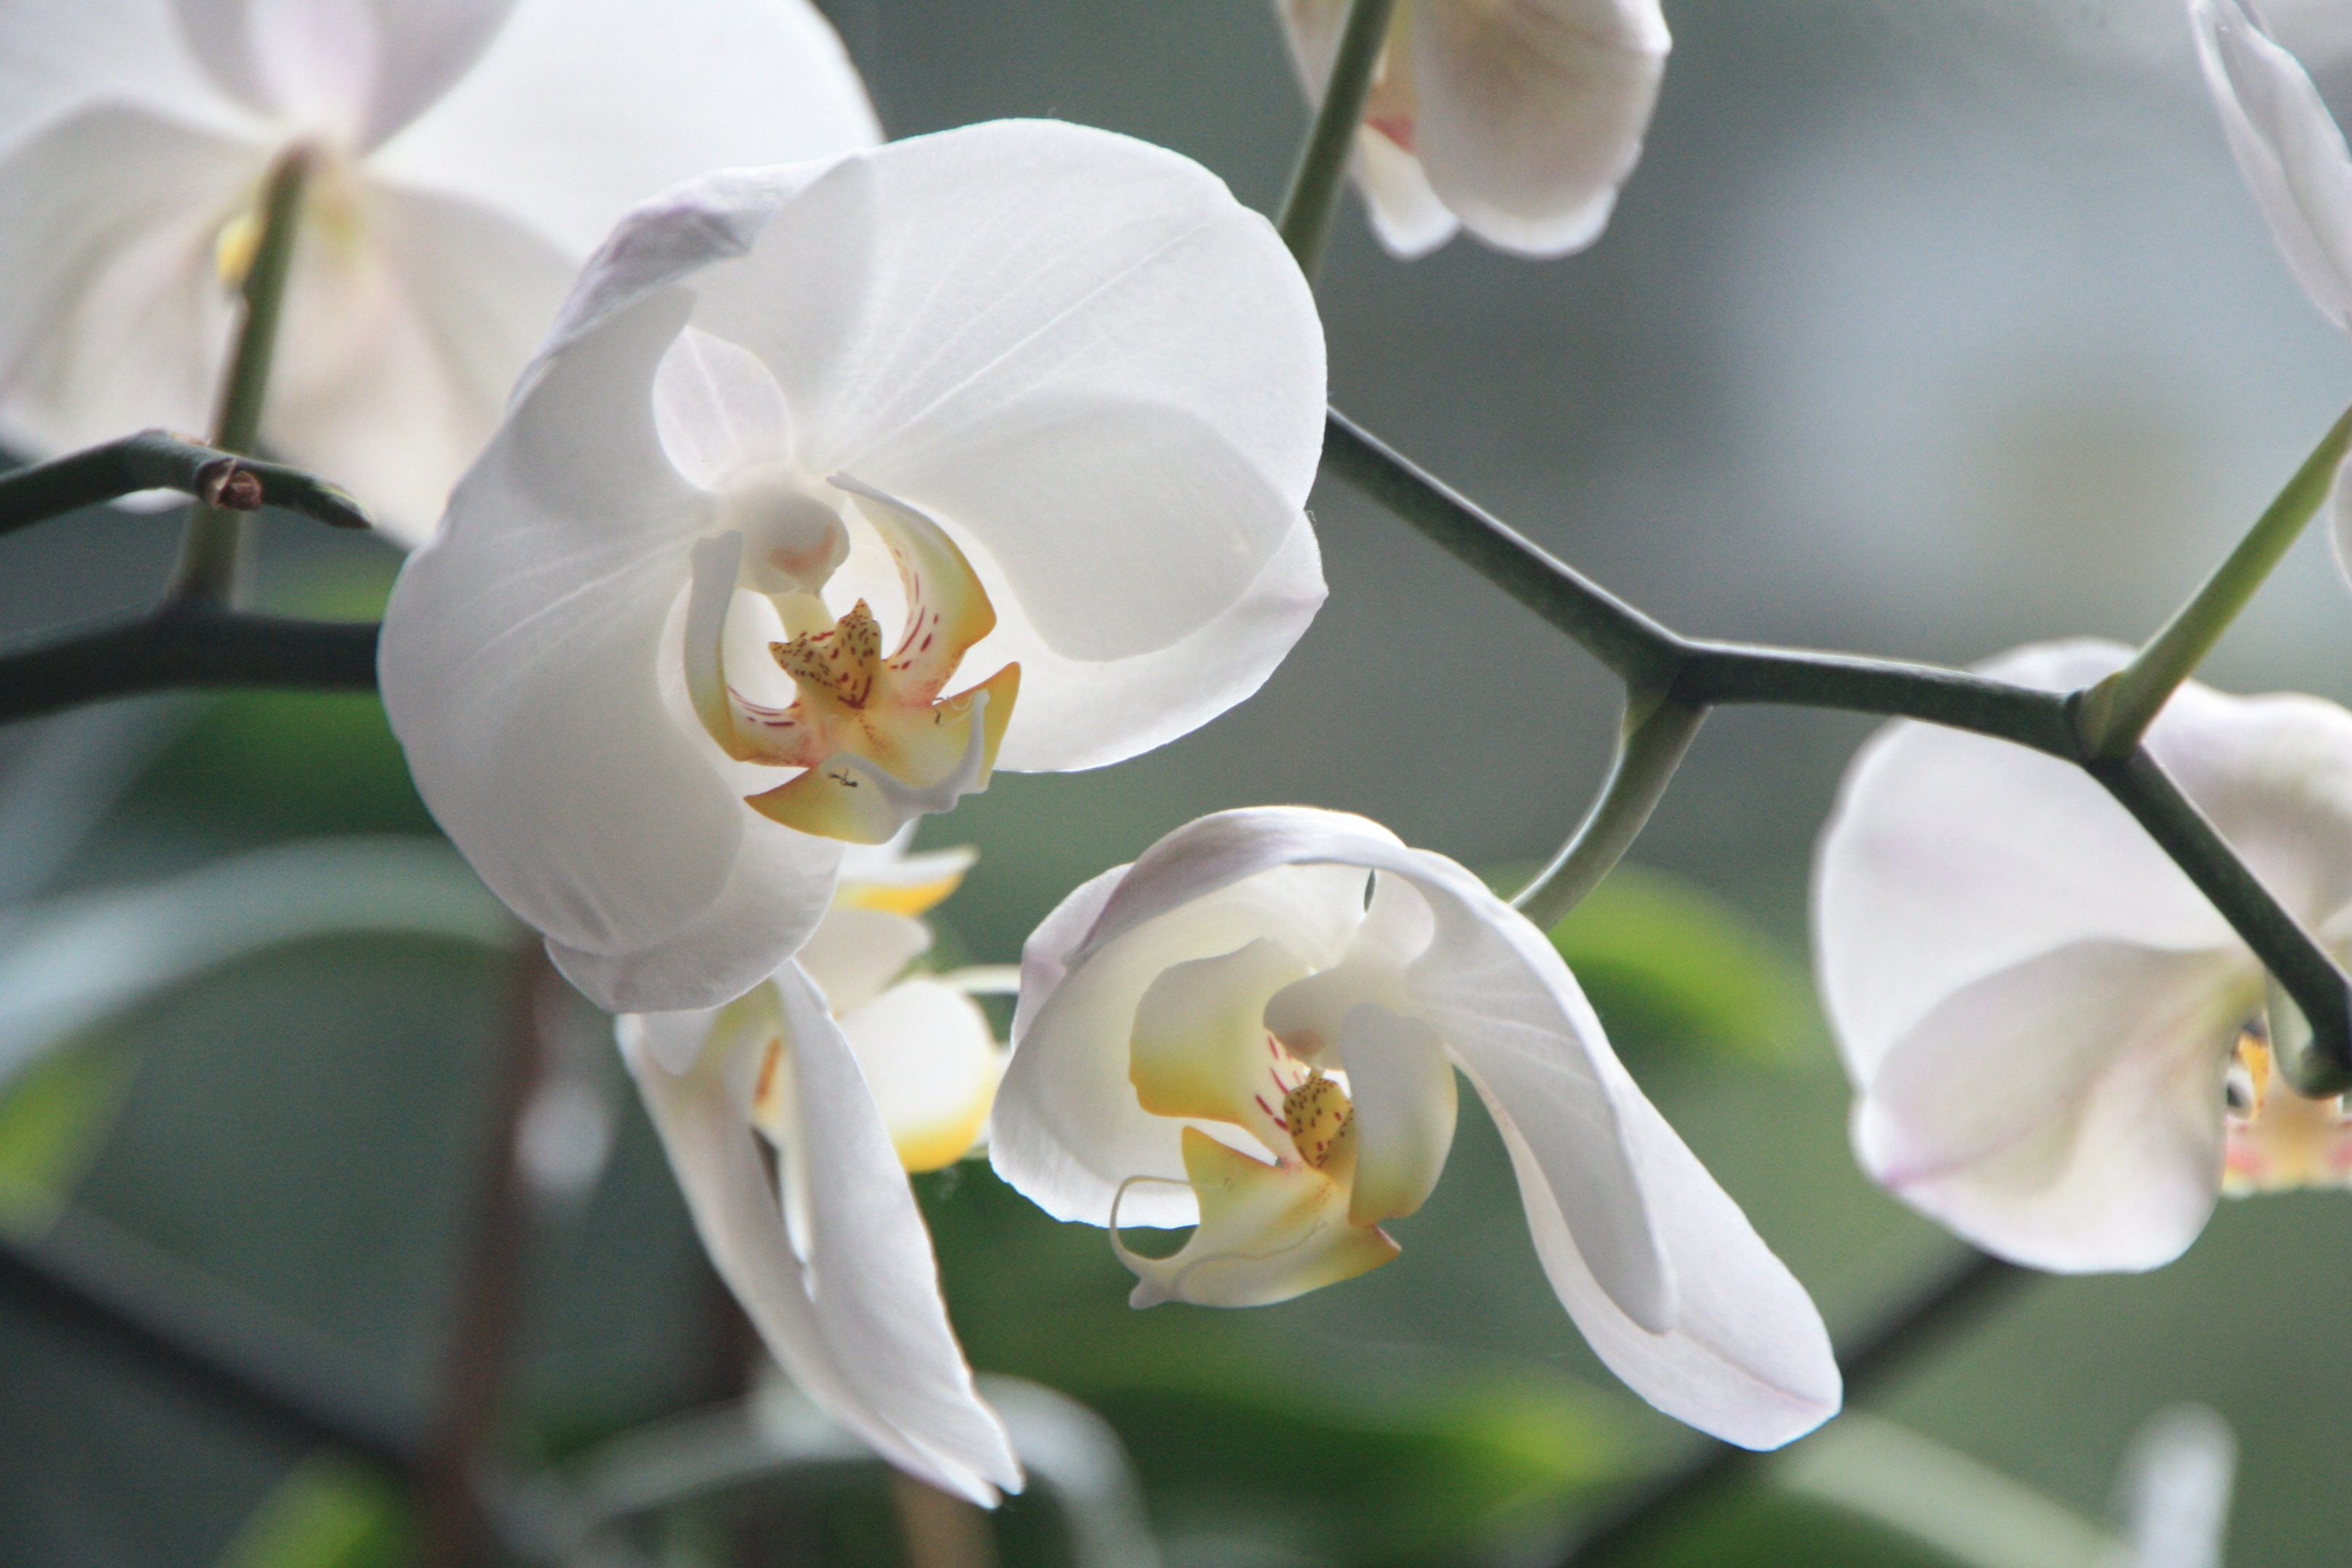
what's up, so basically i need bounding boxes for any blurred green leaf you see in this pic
[1098,1373,1627,1567]
[213,1455,410,1568]
[1775,1413,2118,1568]
[1532,863,1813,1065]
[0,1036,133,1230]
[1617,1484,1988,1568]
[915,1161,1636,1567]
[138,690,434,838]
[0,837,513,1091]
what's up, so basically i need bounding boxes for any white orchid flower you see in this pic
[616,834,1019,1503]
[0,0,880,542]
[1275,0,1670,258]
[378,119,1328,1014]
[2189,0,2352,333]
[1816,639,2352,1273]
[989,807,1839,1450]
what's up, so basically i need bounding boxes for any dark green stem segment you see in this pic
[1323,412,1683,690]
[0,430,369,536]
[1560,1250,2025,1566]
[166,144,311,612]
[2075,402,2352,759]
[2091,750,2352,1095]
[0,613,377,724]
[1516,694,1705,930]
[1324,404,2352,1078]
[1275,0,1402,277]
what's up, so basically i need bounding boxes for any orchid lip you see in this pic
[680,473,1021,845]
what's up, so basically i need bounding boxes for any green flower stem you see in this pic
[0,430,369,537]
[2090,748,2352,1095]
[165,144,311,613]
[1323,411,1683,690]
[0,613,377,724]
[1671,643,2078,754]
[1325,404,2352,1080]
[2075,402,2352,760]
[1515,693,1705,930]
[1275,0,1402,278]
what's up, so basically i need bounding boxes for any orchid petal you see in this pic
[1858,942,2247,1273]
[1410,0,1670,258]
[539,812,838,1016]
[2190,0,2352,330]
[1332,1001,1455,1225]
[1115,1127,1397,1308]
[625,1005,719,1079]
[1397,862,1669,1334]
[836,977,1005,1173]
[652,324,793,492]
[992,857,1371,1228]
[380,281,838,1013]
[1129,936,1310,1155]
[0,104,256,464]
[796,905,931,1020]
[0,0,245,150]
[835,836,976,918]
[1273,0,1460,258]
[1819,639,2352,1089]
[1815,640,2235,1085]
[272,174,576,544]
[621,971,1020,1504]
[364,0,877,258]
[173,0,518,152]
[973,513,1324,774]
[689,121,1321,532]
[1354,125,1462,260]
[1489,1070,1840,1449]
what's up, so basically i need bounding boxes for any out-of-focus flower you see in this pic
[756,833,1008,1173]
[1816,639,2352,1273]
[991,807,1839,1450]
[2189,0,2352,334]
[2187,0,2352,594]
[0,0,880,542]
[379,119,1328,1014]
[1274,0,1670,258]
[2119,1404,2237,1568]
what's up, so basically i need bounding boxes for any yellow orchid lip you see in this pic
[2223,1028,2352,1194]
[1115,936,1457,1308]
[1111,1127,1399,1309]
[684,475,1021,845]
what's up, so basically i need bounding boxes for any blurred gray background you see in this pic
[5,1,2352,1564]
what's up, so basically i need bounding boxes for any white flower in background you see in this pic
[2188,0,2352,599]
[1275,0,1670,258]
[1816,640,2352,1274]
[2189,0,2352,335]
[0,0,879,542]
[378,120,1328,1014]
[991,807,1839,1450]
[617,836,1018,1503]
